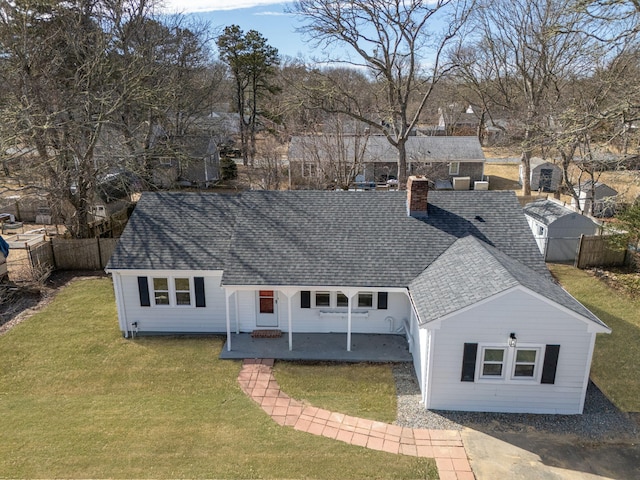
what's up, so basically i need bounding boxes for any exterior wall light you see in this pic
[508,332,517,348]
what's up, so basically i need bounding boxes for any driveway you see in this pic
[394,365,639,480]
[463,428,640,480]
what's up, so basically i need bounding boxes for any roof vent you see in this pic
[474,215,485,223]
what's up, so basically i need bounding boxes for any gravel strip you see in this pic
[392,362,639,442]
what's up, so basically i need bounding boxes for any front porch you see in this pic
[219,333,412,362]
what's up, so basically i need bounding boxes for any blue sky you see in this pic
[163,1,320,61]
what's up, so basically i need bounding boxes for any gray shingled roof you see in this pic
[108,189,608,329]
[108,190,544,287]
[409,236,608,329]
[288,136,485,163]
[106,192,239,271]
[523,199,578,226]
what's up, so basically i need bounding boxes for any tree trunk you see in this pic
[397,140,408,190]
[521,127,533,195]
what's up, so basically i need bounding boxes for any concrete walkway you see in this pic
[238,359,475,480]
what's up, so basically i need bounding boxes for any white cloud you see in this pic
[254,10,293,16]
[162,0,287,13]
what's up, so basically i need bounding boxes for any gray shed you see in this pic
[571,181,618,218]
[523,199,600,262]
[519,158,563,192]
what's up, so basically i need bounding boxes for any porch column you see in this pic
[225,289,234,351]
[279,288,297,351]
[343,289,359,352]
[234,292,240,334]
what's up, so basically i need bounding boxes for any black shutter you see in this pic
[377,292,388,310]
[138,277,150,307]
[541,345,560,384]
[194,277,206,307]
[461,343,478,382]
[301,291,311,308]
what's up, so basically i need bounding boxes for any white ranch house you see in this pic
[106,178,610,414]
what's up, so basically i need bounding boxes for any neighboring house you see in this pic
[288,135,485,188]
[519,158,563,192]
[152,135,219,188]
[106,178,610,414]
[523,199,600,262]
[438,105,478,136]
[571,181,619,218]
[86,172,140,221]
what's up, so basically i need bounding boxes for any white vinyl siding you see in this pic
[233,290,410,334]
[424,288,598,414]
[116,271,227,334]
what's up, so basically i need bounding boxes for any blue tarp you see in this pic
[0,235,9,258]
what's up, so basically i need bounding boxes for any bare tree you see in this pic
[291,0,473,188]
[460,0,601,194]
[292,114,370,190]
[0,0,219,236]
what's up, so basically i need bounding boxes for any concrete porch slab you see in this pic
[219,333,412,362]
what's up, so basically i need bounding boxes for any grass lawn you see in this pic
[273,363,397,423]
[0,278,436,479]
[549,264,640,413]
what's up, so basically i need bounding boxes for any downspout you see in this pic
[288,294,293,351]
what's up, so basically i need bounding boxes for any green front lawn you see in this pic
[549,264,640,412]
[0,278,436,479]
[274,362,397,423]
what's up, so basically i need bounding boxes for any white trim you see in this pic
[579,333,598,413]
[107,268,220,276]
[221,284,407,294]
[113,272,129,337]
[225,289,234,351]
[425,329,435,408]
[449,162,460,175]
[419,285,610,333]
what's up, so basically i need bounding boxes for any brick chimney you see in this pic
[407,176,429,218]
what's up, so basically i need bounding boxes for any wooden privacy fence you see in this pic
[28,237,118,271]
[575,234,628,269]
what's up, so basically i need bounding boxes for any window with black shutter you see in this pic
[138,277,150,307]
[377,292,388,310]
[301,291,311,308]
[461,343,478,382]
[194,277,206,307]
[541,345,560,384]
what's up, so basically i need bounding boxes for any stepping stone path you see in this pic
[238,359,475,480]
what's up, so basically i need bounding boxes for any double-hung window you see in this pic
[513,348,539,379]
[472,345,542,382]
[138,276,205,308]
[314,291,331,308]
[480,347,506,379]
[358,292,374,308]
[153,278,171,305]
[336,293,349,307]
[303,291,387,310]
[174,278,192,306]
[151,277,193,307]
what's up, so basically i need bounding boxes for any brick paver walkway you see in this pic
[238,359,475,480]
